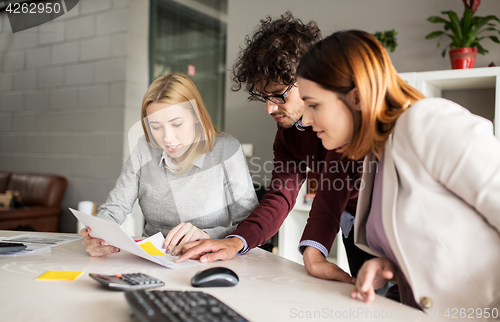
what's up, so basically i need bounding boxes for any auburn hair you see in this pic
[297,30,425,159]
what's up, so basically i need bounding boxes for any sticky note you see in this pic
[36,270,84,281]
[139,240,165,256]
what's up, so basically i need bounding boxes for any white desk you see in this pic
[0,230,442,322]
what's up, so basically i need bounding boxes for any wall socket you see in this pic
[241,143,253,157]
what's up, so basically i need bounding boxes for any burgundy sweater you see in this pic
[231,123,361,253]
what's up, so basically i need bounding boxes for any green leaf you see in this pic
[462,9,473,35]
[443,10,462,42]
[441,48,447,57]
[444,33,459,46]
[428,16,449,24]
[488,35,500,43]
[425,31,445,39]
[471,16,481,26]
[474,16,500,33]
[477,27,498,35]
[372,29,398,52]
[476,43,488,55]
[463,28,477,47]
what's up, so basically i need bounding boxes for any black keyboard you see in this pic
[125,290,249,322]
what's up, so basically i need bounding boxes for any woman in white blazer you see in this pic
[296,29,500,316]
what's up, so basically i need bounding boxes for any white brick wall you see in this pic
[81,0,112,14]
[13,70,37,90]
[38,20,65,45]
[94,58,126,82]
[95,8,128,35]
[0,0,149,233]
[24,91,49,110]
[0,92,22,111]
[79,84,109,107]
[39,66,64,88]
[66,16,95,40]
[26,47,51,68]
[0,73,12,91]
[64,62,93,85]
[50,87,78,109]
[2,51,25,71]
[51,41,79,65]
[80,36,110,60]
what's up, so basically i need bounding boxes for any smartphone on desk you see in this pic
[0,242,27,253]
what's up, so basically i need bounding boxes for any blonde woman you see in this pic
[296,30,500,314]
[81,74,258,257]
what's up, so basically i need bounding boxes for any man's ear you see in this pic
[347,88,361,111]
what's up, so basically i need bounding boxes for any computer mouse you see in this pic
[191,266,239,287]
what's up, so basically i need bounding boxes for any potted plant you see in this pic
[425,0,500,69]
[373,29,398,52]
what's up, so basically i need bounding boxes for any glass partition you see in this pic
[150,0,227,130]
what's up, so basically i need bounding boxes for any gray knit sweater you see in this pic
[95,133,258,238]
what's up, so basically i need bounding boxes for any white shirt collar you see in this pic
[159,151,206,169]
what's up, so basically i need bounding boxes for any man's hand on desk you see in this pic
[80,227,120,257]
[175,237,244,263]
[163,222,210,256]
[303,246,355,284]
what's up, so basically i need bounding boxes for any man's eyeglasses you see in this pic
[248,83,294,104]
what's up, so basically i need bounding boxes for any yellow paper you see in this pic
[36,270,84,281]
[139,240,165,256]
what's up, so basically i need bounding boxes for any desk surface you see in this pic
[0,231,441,322]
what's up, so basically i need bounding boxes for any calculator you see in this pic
[0,242,27,253]
[89,273,165,291]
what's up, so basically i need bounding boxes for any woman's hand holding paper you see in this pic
[80,227,120,257]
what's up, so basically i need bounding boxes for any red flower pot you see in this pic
[449,47,478,69]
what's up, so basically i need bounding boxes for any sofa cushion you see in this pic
[0,206,61,220]
[7,173,67,208]
[0,172,11,194]
[0,206,61,232]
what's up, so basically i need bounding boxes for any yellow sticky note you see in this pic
[36,270,84,281]
[139,240,165,256]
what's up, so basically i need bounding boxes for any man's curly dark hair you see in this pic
[231,11,321,94]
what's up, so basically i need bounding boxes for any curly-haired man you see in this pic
[178,12,370,284]
[231,12,319,129]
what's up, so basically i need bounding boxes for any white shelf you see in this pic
[399,66,500,137]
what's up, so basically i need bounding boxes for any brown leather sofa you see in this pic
[0,172,67,232]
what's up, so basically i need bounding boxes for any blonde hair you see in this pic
[141,73,218,173]
[297,30,425,159]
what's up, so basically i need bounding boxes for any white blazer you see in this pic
[354,98,500,313]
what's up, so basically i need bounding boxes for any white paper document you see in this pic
[0,233,82,255]
[70,208,201,269]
